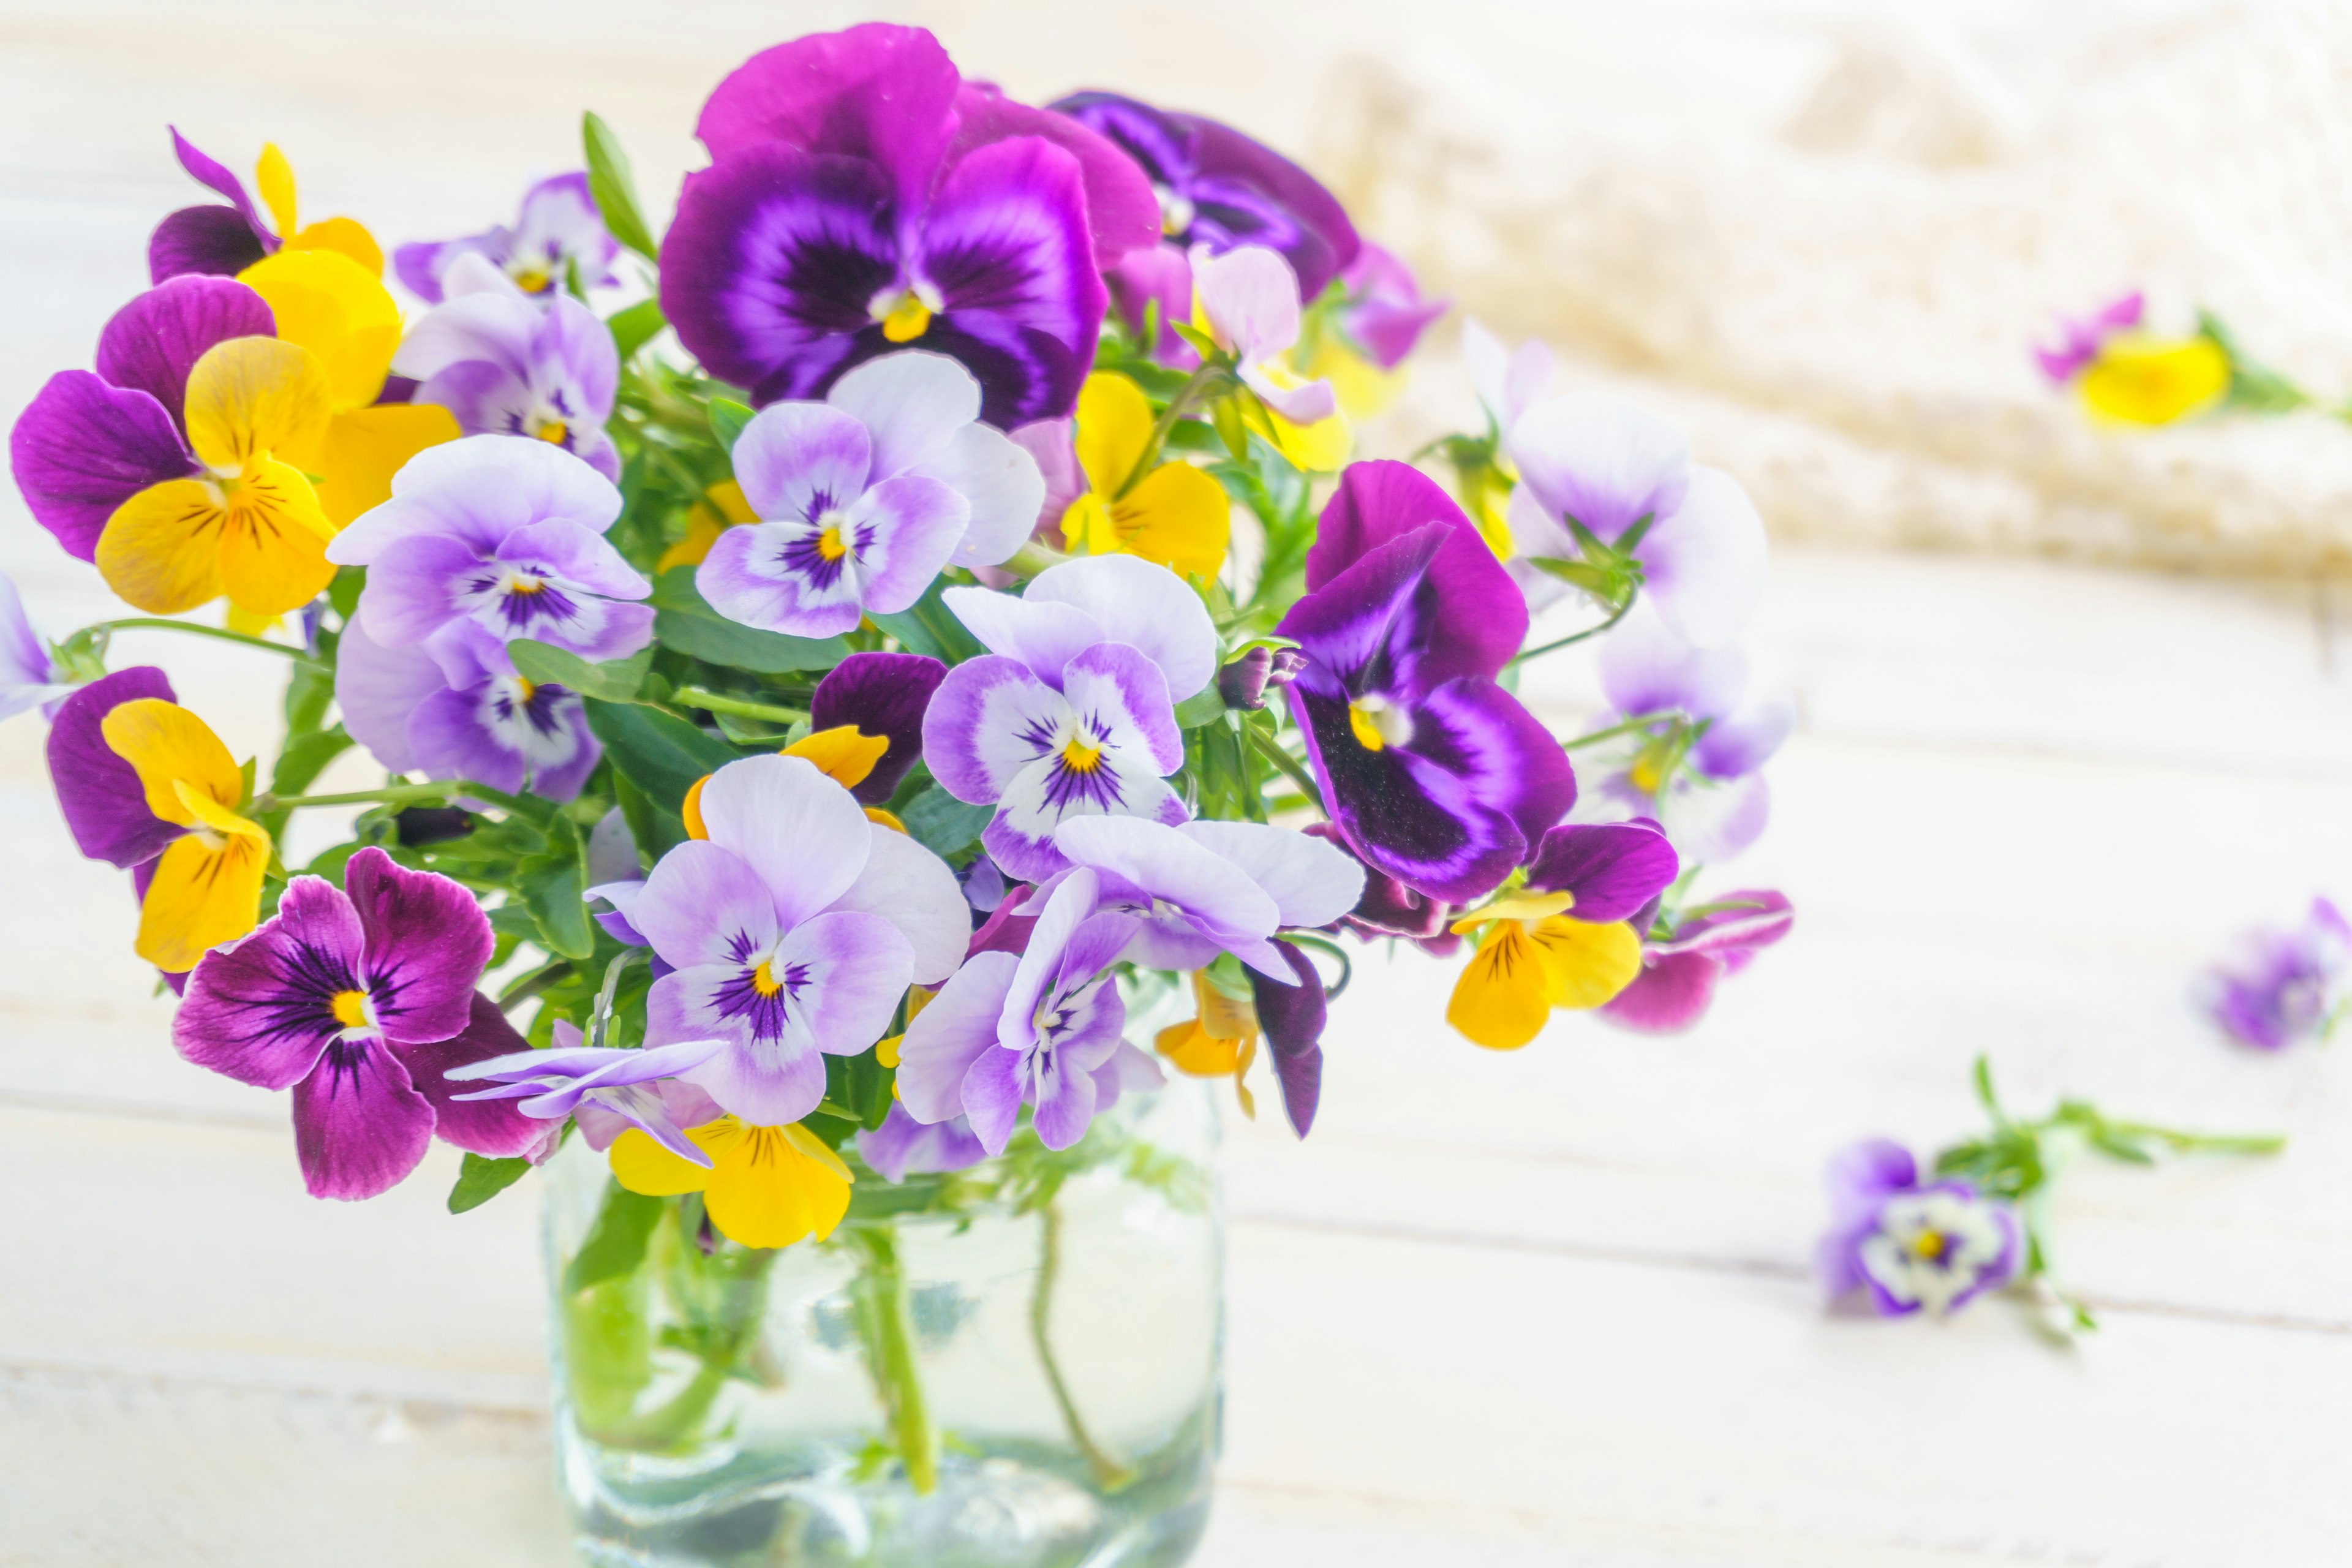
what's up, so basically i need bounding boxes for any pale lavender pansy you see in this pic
[172,847,540,1200]
[0,572,69,723]
[926,554,1216,881]
[857,1102,989,1182]
[1331,243,1447,371]
[1819,1140,2020,1318]
[696,352,1044,638]
[393,254,622,480]
[393,173,620,305]
[335,616,602,802]
[1191,244,1336,425]
[1506,395,1766,648]
[445,1019,727,1166]
[2196,897,2352,1051]
[631,755,966,1125]
[894,869,1142,1153]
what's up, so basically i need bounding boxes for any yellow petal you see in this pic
[1306,338,1409,420]
[184,337,335,476]
[173,781,268,845]
[219,459,337,616]
[864,806,907,833]
[255,143,298,239]
[1265,406,1354,472]
[658,508,729,573]
[1446,923,1553,1050]
[707,479,757,525]
[238,249,402,412]
[780,1122,856,1185]
[2079,334,2230,426]
[136,831,270,972]
[1156,1016,1245,1076]
[1111,462,1231,579]
[1527,917,1644,1010]
[1072,372,1153,496]
[1058,489,1119,556]
[100,698,243,824]
[704,1124,852,1248]
[224,605,283,638]
[96,480,228,614]
[681,775,711,839]
[285,217,385,279]
[783,724,887,790]
[311,402,460,528]
[1472,468,1517,560]
[609,1117,737,1197]
[874,1034,902,1069]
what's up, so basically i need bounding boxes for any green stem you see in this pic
[1508,592,1638,668]
[1031,1201,1136,1491]
[1561,710,1675,751]
[849,1224,938,1494]
[252,779,477,813]
[1243,724,1322,812]
[2090,1121,2286,1156]
[85,617,325,665]
[669,686,808,725]
[1001,538,1071,580]
[1115,363,1234,499]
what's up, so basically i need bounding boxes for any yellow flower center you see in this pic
[816,524,849,562]
[508,574,546,595]
[534,420,568,446]
[876,290,934,343]
[752,960,784,997]
[330,989,372,1029]
[1912,1229,1948,1261]
[1061,736,1105,773]
[511,265,553,294]
[514,676,537,702]
[1348,696,1412,752]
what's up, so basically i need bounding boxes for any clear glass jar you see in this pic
[543,1081,1222,1568]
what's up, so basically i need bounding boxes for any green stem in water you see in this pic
[848,1224,938,1494]
[669,686,809,725]
[1031,1201,1136,1491]
[83,617,325,665]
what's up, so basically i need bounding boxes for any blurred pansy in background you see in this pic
[2198,897,2352,1050]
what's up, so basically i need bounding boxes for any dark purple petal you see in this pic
[291,1038,435,1200]
[967,885,1040,959]
[174,875,363,1090]
[695,21,961,204]
[168,127,266,232]
[395,992,546,1158]
[1050,92,1196,191]
[1247,941,1327,1139]
[811,650,947,803]
[1597,950,1723,1033]
[10,371,198,560]
[1185,115,1359,298]
[342,847,492,1044]
[947,85,1161,266]
[1523,821,1680,923]
[1298,462,1525,687]
[46,666,182,868]
[148,205,271,283]
[96,277,274,428]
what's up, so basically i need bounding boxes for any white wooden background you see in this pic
[5,4,2351,1564]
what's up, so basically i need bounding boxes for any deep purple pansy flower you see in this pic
[1600,889,1792,1034]
[0,572,69,723]
[2195,897,2352,1050]
[1818,1140,2021,1317]
[662,23,1159,428]
[925,554,1219,881]
[1276,461,1575,906]
[446,1019,727,1165]
[171,847,542,1200]
[810,650,948,805]
[393,173,620,304]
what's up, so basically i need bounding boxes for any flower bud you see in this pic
[1216,645,1305,711]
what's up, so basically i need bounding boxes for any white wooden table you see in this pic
[4,5,2350,1564]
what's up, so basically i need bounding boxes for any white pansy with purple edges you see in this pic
[326,435,652,670]
[1190,244,1336,425]
[924,554,1217,881]
[335,617,603,802]
[894,870,1156,1153]
[1505,394,1765,649]
[1820,1141,2019,1318]
[0,570,68,723]
[393,254,622,481]
[630,755,967,1126]
[696,352,1047,639]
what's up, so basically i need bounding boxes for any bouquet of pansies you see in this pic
[6,21,1792,1250]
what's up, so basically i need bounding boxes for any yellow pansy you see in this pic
[2079,334,2230,427]
[1444,889,1643,1050]
[1058,372,1232,580]
[609,1116,853,1249]
[1155,971,1261,1118]
[238,249,459,525]
[96,337,339,617]
[657,480,757,573]
[252,141,386,277]
[100,698,271,973]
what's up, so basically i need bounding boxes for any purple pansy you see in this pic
[392,256,622,481]
[895,869,1152,1153]
[394,173,620,304]
[662,23,1158,428]
[2195,897,2352,1050]
[445,1019,727,1165]
[171,847,541,1200]
[631,755,968,1125]
[1521,819,1682,922]
[1819,1140,2021,1317]
[696,352,1045,637]
[2035,292,2143,384]
[327,435,652,671]
[1276,461,1575,906]
[925,554,1218,881]
[1247,940,1330,1137]
[1330,243,1447,371]
[1506,396,1766,649]
[1600,890,1792,1034]
[1050,91,1359,301]
[147,128,278,282]
[810,650,948,805]
[0,573,69,723]
[857,1102,989,1182]
[336,617,603,802]
[9,274,268,560]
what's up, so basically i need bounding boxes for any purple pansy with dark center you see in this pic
[335,617,603,802]
[662,23,1158,428]
[170,847,541,1200]
[1276,461,1575,906]
[631,755,968,1125]
[2195,897,2352,1050]
[446,1019,727,1165]
[9,274,269,560]
[394,173,620,304]
[925,554,1218,881]
[393,256,622,480]
[810,650,948,805]
[1600,889,1792,1034]
[1050,91,1359,301]
[1819,1140,2021,1317]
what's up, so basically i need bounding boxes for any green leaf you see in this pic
[582,696,739,812]
[283,657,336,736]
[865,577,983,663]
[522,853,597,961]
[328,565,366,621]
[708,396,754,454]
[564,1182,666,1293]
[609,767,683,863]
[448,1153,533,1214]
[510,639,652,702]
[652,568,845,674]
[1174,686,1227,728]
[607,297,666,361]
[900,786,993,858]
[581,111,658,260]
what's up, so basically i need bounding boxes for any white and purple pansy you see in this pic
[630,754,968,1126]
[445,1019,728,1166]
[335,617,603,803]
[696,351,1046,638]
[924,554,1218,881]
[394,172,621,304]
[1819,1140,2021,1318]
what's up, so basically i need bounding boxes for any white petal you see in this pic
[1191,244,1301,360]
[916,423,1048,567]
[826,349,982,481]
[1506,394,1690,546]
[1175,820,1366,929]
[1019,555,1218,701]
[693,754,873,930]
[823,824,970,986]
[1597,598,1749,720]
[1640,466,1766,650]
[941,584,1105,687]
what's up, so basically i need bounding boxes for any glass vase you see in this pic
[542,1081,1223,1568]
